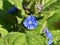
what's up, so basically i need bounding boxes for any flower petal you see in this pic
[46,32,52,39]
[23,19,29,27]
[47,39,52,45]
[31,15,36,20]
[27,15,36,20]
[28,24,35,29]
[32,21,38,26]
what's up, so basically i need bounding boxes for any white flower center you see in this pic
[29,21,32,24]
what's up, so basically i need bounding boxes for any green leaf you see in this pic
[25,31,47,45]
[4,32,27,45]
[12,0,26,16]
[47,11,60,41]
[0,38,5,45]
[0,0,3,9]
[8,0,15,5]
[42,9,55,20]
[25,20,47,45]
[0,25,8,45]
[0,26,8,38]
[42,0,57,9]
[41,0,60,20]
[13,0,23,9]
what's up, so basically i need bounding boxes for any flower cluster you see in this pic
[23,15,38,30]
[43,28,52,45]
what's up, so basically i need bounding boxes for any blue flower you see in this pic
[6,6,18,14]
[23,15,38,29]
[43,28,52,45]
[43,28,52,39]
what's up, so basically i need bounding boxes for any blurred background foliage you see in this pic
[0,0,60,45]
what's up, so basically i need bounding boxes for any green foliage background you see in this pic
[0,0,60,45]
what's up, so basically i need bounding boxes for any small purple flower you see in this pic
[6,6,18,14]
[43,28,48,33]
[37,5,41,11]
[23,15,38,29]
[37,5,41,12]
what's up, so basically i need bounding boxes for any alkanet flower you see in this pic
[43,28,52,39]
[6,6,18,14]
[37,5,41,12]
[43,28,52,45]
[43,28,48,33]
[23,15,38,29]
